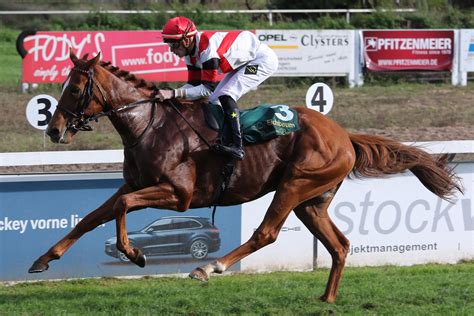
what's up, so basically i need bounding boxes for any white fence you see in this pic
[1,141,472,167]
[0,9,417,26]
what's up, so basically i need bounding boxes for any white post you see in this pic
[458,29,469,86]
[268,12,273,26]
[355,30,364,87]
[451,29,460,86]
[460,71,467,86]
[348,30,356,88]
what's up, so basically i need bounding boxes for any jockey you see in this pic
[158,16,279,160]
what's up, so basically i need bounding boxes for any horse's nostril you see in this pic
[46,127,60,140]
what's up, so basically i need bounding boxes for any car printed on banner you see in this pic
[104,216,221,262]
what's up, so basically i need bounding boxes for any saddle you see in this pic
[201,102,300,224]
[202,102,300,145]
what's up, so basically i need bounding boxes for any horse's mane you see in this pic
[98,60,197,107]
[99,60,158,91]
[70,58,193,106]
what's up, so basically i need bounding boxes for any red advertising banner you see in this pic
[363,30,454,71]
[19,31,226,83]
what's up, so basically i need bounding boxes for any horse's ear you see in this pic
[69,48,79,65]
[86,52,101,68]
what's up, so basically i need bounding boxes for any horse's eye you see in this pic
[70,86,81,96]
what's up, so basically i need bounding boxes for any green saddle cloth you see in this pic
[210,104,300,144]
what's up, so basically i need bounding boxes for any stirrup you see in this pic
[212,144,245,160]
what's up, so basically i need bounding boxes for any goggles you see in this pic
[167,41,182,49]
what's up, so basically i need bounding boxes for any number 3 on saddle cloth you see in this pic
[203,103,300,146]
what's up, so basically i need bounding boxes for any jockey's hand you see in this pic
[157,89,175,101]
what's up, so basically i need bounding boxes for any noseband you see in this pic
[58,67,109,132]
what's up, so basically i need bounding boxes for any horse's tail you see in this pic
[349,133,463,200]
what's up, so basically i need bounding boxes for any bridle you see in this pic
[57,66,160,134]
[57,65,212,149]
[58,67,111,132]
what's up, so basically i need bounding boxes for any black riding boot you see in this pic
[213,95,245,160]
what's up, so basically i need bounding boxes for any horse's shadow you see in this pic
[101,256,219,266]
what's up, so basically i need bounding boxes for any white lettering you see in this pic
[0,217,29,234]
[33,65,59,81]
[377,38,452,51]
[30,218,69,230]
[331,193,470,235]
[25,33,105,62]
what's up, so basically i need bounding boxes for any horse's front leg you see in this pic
[113,182,192,267]
[29,184,133,273]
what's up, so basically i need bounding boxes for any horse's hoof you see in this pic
[320,294,336,303]
[133,249,146,268]
[28,260,49,273]
[189,267,209,282]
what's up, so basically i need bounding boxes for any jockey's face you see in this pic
[168,37,195,57]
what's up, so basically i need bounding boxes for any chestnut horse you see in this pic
[29,52,461,303]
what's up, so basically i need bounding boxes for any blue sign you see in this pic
[0,173,241,281]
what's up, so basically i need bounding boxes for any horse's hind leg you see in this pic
[293,183,349,303]
[29,184,131,273]
[189,186,300,281]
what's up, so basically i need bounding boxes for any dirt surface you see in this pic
[352,126,474,142]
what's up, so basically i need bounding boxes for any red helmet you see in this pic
[161,16,197,41]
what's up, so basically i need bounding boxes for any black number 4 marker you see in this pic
[311,86,326,112]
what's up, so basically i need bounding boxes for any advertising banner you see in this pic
[459,29,474,71]
[0,174,241,282]
[256,30,355,76]
[317,163,473,267]
[363,30,454,71]
[18,30,248,84]
[19,30,187,83]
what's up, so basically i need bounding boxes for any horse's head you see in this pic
[46,51,107,144]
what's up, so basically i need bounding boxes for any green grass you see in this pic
[1,262,473,314]
[0,28,22,87]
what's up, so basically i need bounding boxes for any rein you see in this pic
[168,99,213,149]
[73,96,162,133]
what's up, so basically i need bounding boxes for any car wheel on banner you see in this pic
[26,94,58,130]
[305,82,334,115]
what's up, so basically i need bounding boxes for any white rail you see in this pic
[0,149,123,167]
[0,140,472,167]
[0,8,417,25]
